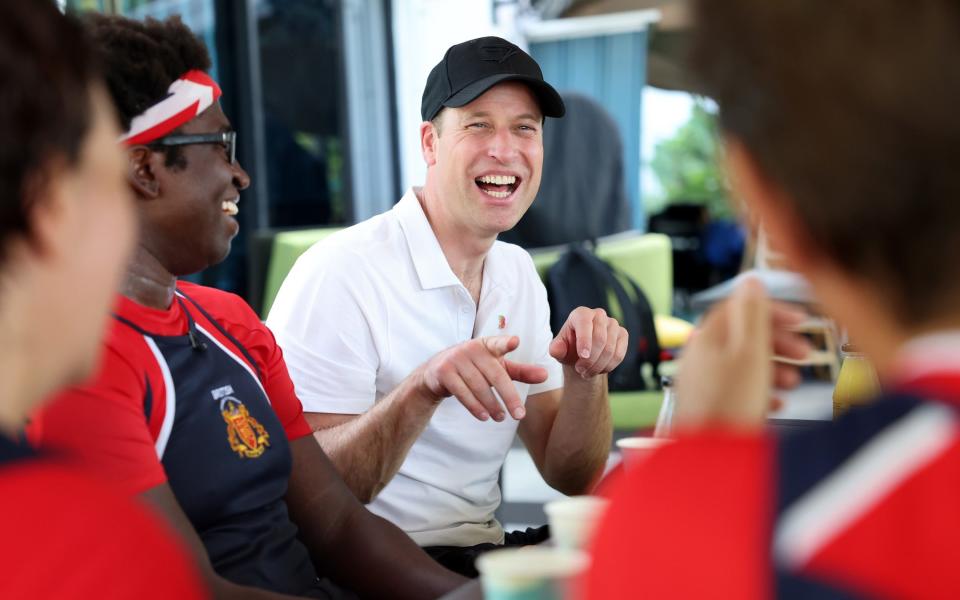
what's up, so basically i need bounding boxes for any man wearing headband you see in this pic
[30,14,465,599]
[268,37,625,575]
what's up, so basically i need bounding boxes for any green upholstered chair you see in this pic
[529,233,673,317]
[530,233,675,432]
[261,227,341,317]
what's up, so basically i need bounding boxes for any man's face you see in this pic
[429,82,544,238]
[143,102,250,276]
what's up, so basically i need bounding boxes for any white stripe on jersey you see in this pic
[774,402,958,568]
[195,324,269,403]
[144,335,177,460]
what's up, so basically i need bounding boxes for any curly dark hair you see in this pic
[692,0,960,326]
[0,0,98,266]
[85,13,211,170]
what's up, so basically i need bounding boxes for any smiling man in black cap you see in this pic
[268,37,625,576]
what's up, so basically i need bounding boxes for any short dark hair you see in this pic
[0,0,99,266]
[692,0,960,325]
[85,13,211,170]
[431,111,445,137]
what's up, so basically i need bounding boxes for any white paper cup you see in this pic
[477,547,589,600]
[543,495,610,550]
[615,436,673,469]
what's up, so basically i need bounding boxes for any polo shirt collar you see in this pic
[395,188,461,290]
[394,188,512,295]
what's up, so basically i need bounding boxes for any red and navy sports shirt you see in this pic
[28,282,318,594]
[586,388,960,599]
[29,281,311,493]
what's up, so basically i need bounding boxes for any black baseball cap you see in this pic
[421,36,565,122]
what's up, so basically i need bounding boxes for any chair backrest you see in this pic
[530,232,673,317]
[261,227,342,317]
[596,234,672,317]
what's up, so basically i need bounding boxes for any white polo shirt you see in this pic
[267,188,563,546]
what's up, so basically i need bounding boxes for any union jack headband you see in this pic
[119,70,222,146]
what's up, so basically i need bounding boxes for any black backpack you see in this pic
[545,242,661,391]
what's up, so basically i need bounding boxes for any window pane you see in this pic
[255,0,347,227]
[117,0,220,80]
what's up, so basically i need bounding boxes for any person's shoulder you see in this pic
[306,210,399,265]
[776,394,952,503]
[177,281,258,323]
[771,397,960,595]
[71,313,152,386]
[777,393,930,464]
[102,294,150,345]
[101,309,149,353]
[0,459,206,598]
[177,280,245,307]
[293,210,406,286]
[177,282,271,349]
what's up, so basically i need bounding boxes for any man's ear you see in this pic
[420,121,439,167]
[22,161,72,260]
[128,146,161,199]
[724,137,819,272]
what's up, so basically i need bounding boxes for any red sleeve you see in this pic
[585,432,774,600]
[0,462,207,599]
[26,334,167,495]
[188,284,312,441]
[260,328,313,441]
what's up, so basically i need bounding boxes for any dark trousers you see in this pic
[424,525,551,578]
[303,578,359,599]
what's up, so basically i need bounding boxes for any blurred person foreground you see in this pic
[587,1,960,598]
[0,1,204,597]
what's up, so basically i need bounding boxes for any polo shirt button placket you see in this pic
[459,304,473,340]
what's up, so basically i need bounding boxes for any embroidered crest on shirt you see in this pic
[498,315,506,329]
[213,385,270,458]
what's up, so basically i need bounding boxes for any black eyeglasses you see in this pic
[151,131,237,164]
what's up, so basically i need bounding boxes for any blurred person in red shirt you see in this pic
[0,1,205,598]
[587,1,960,598]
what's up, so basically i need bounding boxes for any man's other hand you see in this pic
[549,307,629,379]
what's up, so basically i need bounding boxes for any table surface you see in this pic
[768,380,834,422]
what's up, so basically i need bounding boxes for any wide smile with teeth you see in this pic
[222,199,239,216]
[475,174,519,199]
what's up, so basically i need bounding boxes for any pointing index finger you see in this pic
[571,311,594,359]
[482,335,519,357]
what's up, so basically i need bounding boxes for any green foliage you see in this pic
[648,100,732,219]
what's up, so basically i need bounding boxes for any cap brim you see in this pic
[443,73,566,118]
